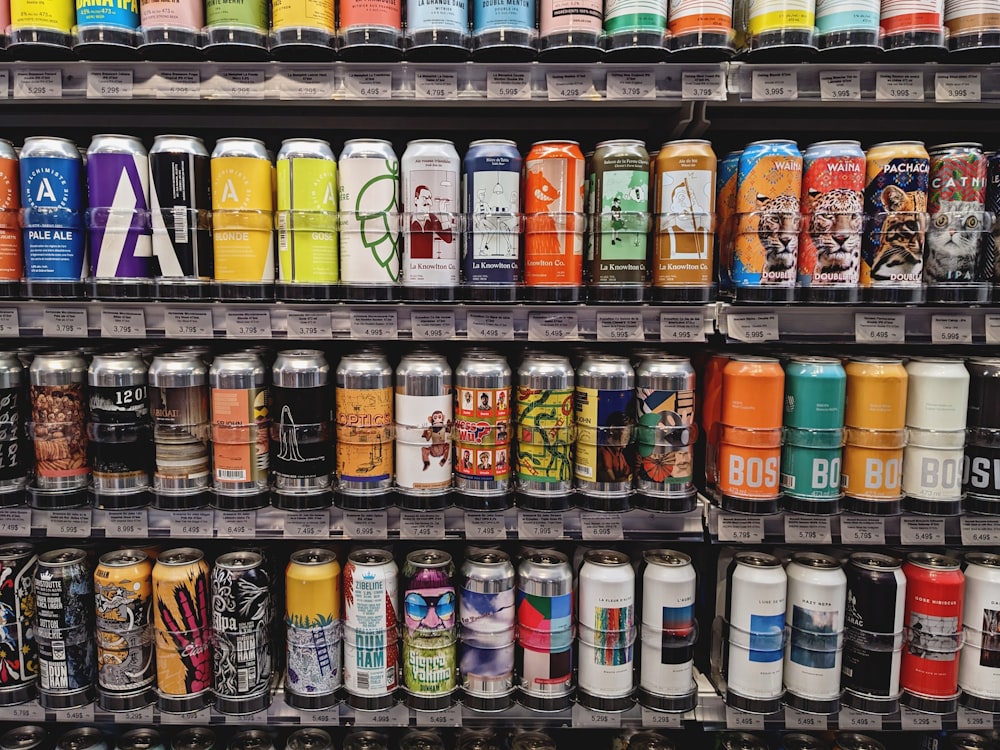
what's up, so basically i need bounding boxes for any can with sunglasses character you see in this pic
[460,549,516,711]
[402,549,457,710]
[343,548,399,710]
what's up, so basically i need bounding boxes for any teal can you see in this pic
[783,356,846,430]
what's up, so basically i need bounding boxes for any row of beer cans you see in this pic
[0,541,699,716]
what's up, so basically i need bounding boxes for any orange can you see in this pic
[841,442,904,504]
[721,356,784,429]
[844,357,908,430]
[0,141,20,284]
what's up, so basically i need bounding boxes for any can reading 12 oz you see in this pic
[343,548,399,711]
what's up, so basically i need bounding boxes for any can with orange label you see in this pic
[0,141,21,297]
[716,149,742,294]
[701,353,730,494]
[716,355,784,513]
[523,140,586,303]
[841,356,908,515]
[339,0,403,59]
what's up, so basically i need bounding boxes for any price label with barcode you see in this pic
[47,510,92,538]
[839,516,886,545]
[932,314,972,344]
[900,517,946,545]
[284,510,330,539]
[581,512,624,541]
[961,517,1000,545]
[876,72,924,101]
[935,72,981,102]
[547,72,593,101]
[216,510,256,538]
[287,310,332,339]
[165,308,213,338]
[345,71,393,99]
[226,310,272,339]
[412,311,456,340]
[725,707,765,729]
[819,71,861,101]
[350,311,398,340]
[214,68,267,99]
[606,70,655,100]
[0,309,18,337]
[517,511,564,540]
[87,70,133,99]
[682,70,726,100]
[100,509,149,538]
[14,69,62,99]
[900,706,942,730]
[855,312,905,343]
[0,509,30,536]
[660,312,706,342]
[839,708,882,730]
[728,313,778,342]
[784,516,832,544]
[464,511,507,540]
[415,71,458,100]
[596,312,644,341]
[528,313,578,341]
[101,309,147,338]
[487,70,531,100]
[155,69,201,99]
[43,308,87,337]
[400,510,445,540]
[280,68,334,100]
[718,515,765,543]
[785,707,828,729]
[343,510,388,539]
[957,705,993,729]
[170,510,214,538]
[751,70,797,101]
[467,311,514,340]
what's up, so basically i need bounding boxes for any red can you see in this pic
[701,354,730,491]
[901,552,965,711]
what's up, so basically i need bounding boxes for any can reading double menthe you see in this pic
[0,542,37,706]
[460,548,516,711]
[285,549,342,710]
[471,0,536,60]
[0,352,29,507]
[959,551,1000,712]
[402,549,458,710]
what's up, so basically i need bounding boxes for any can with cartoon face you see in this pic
[455,350,512,509]
[402,550,457,710]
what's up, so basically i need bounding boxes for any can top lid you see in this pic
[625,732,673,750]
[216,551,262,570]
[348,548,395,566]
[280,137,332,146]
[660,139,711,148]
[0,727,47,750]
[769,735,824,750]
[848,356,905,365]
[117,729,163,750]
[595,138,647,148]
[848,551,902,570]
[906,551,961,571]
[790,551,841,570]
[171,728,216,750]
[24,136,76,146]
[788,355,843,366]
[643,549,692,567]
[155,134,206,143]
[833,734,885,750]
[158,547,205,566]
[399,731,444,750]
[807,139,862,147]
[344,138,393,147]
[525,550,569,566]
[964,551,1000,569]
[407,138,455,146]
[717,733,768,750]
[745,139,798,146]
[945,734,993,750]
[0,542,33,561]
[583,548,630,567]
[57,728,105,750]
[929,142,984,152]
[343,732,388,750]
[215,137,266,147]
[870,140,925,148]
[457,731,499,750]
[91,133,143,144]
[728,355,780,364]
[229,730,272,750]
[968,357,1000,366]
[406,549,453,568]
[530,140,581,147]
[276,349,326,360]
[908,356,965,364]
[34,349,84,360]
[39,548,86,567]
[285,729,332,750]
[466,549,511,566]
[469,139,518,147]
[733,551,781,568]
[290,548,337,566]
[98,549,148,567]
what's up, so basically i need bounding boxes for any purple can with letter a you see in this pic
[463,139,521,303]
[86,134,152,299]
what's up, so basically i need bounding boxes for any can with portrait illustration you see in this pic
[343,548,399,710]
[139,0,204,55]
[0,542,36,706]
[402,549,457,710]
[881,0,946,56]
[538,0,602,59]
[815,0,879,54]
[964,357,1000,514]
[460,549,516,711]
[271,0,336,59]
[455,350,512,509]
[204,0,269,57]
[472,0,536,59]
[0,141,21,298]
[9,0,73,53]
[338,0,403,59]
[958,552,1000,712]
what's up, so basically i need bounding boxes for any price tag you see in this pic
[751,70,797,101]
[876,72,924,102]
[214,68,267,99]
[165,308,213,338]
[101,308,147,338]
[640,707,684,728]
[0,71,10,98]
[225,708,269,723]
[839,516,886,545]
[464,511,507,540]
[528,312,578,341]
[728,313,778,342]
[415,704,463,727]
[0,308,18,336]
[400,510,445,540]
[343,510,388,539]
[284,509,330,539]
[718,515,765,543]
[784,516,832,544]
[55,704,94,722]
[467,311,514,340]
[155,68,201,99]
[581,512,624,541]
[725,706,765,730]
[354,703,410,727]
[160,707,212,724]
[935,72,981,103]
[596,311,644,341]
[43,307,87,337]
[119,704,155,723]
[100,509,149,538]
[6,702,44,721]
[216,510,256,538]
[606,70,656,100]
[517,511,564,540]
[87,70,133,99]
[900,517,946,545]
[900,706,943,730]
[226,310,272,339]
[838,708,882,730]
[14,69,62,99]
[350,311,398,340]
[961,517,1000,545]
[0,508,31,536]
[784,707,828,729]
[932,314,972,344]
[415,71,458,100]
[855,312,905,344]
[345,71,393,100]
[660,312,706,342]
[47,509,92,538]
[287,310,332,339]
[487,70,531,100]
[280,68,334,100]
[169,510,214,538]
[682,70,726,100]
[298,707,339,725]
[957,705,993,729]
[819,70,862,101]
[572,703,622,727]
[412,311,456,341]
[987,314,1000,344]
[547,72,594,101]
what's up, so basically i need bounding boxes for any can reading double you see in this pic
[402,549,458,710]
[455,350,512,509]
[343,548,399,710]
[460,549,516,710]
[471,0,536,59]
[0,543,36,706]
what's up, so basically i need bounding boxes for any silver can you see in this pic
[29,351,89,496]
[0,727,47,750]
[634,354,697,511]
[209,352,270,509]
[284,730,331,750]
[335,350,394,508]
[227,732,273,750]
[395,351,453,509]
[116,729,165,750]
[399,733,444,750]
[515,352,575,510]
[960,551,1000,711]
[401,139,461,301]
[510,734,556,750]
[455,349,512,506]
[577,548,636,711]
[338,139,400,300]
[575,353,635,511]
[460,548,516,710]
[343,733,388,750]
[457,731,499,750]
[148,352,211,509]
[271,349,333,509]
[0,352,28,501]
[638,549,698,712]
[55,729,107,750]
[170,729,216,750]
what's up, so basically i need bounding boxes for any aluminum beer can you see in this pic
[732,140,802,300]
[271,0,336,54]
[669,0,735,54]
[94,549,155,711]
[797,140,865,300]
[335,350,394,508]
[34,548,95,709]
[211,138,274,294]
[517,550,574,710]
[338,0,402,56]
[399,734,444,750]
[338,139,401,300]
[9,0,73,49]
[0,140,21,292]
[577,549,636,711]
[343,548,400,710]
[652,139,716,301]
[815,0,879,51]
[589,139,650,302]
[226,732,273,750]
[716,149,742,292]
[457,731,499,750]
[152,547,212,712]
[455,349,512,507]
[783,552,847,713]
[116,730,164,750]
[723,551,786,713]
[510,734,556,750]
[205,0,268,50]
[284,731,331,750]
[405,0,470,56]
[462,139,521,300]
[148,353,211,509]
[881,0,946,53]
[29,351,89,498]
[54,730,106,750]
[19,137,86,294]
[139,0,203,50]
[459,549,516,710]
[604,0,667,55]
[276,138,339,296]
[472,0,536,58]
[343,734,388,750]
[862,140,930,301]
[946,0,1000,53]
[73,0,140,60]
[149,135,213,297]
[515,352,575,510]
[0,542,37,705]
[740,0,817,54]
[638,549,697,712]
[833,735,885,750]
[959,552,1000,711]
[575,354,635,511]
[402,549,457,709]
[209,352,270,509]
[395,351,453,508]
[901,552,965,713]
[964,357,1000,513]
[211,551,271,714]
[0,728,46,750]
[170,729,215,750]
[0,352,29,503]
[984,152,1000,288]
[538,0,602,57]
[523,141,586,302]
